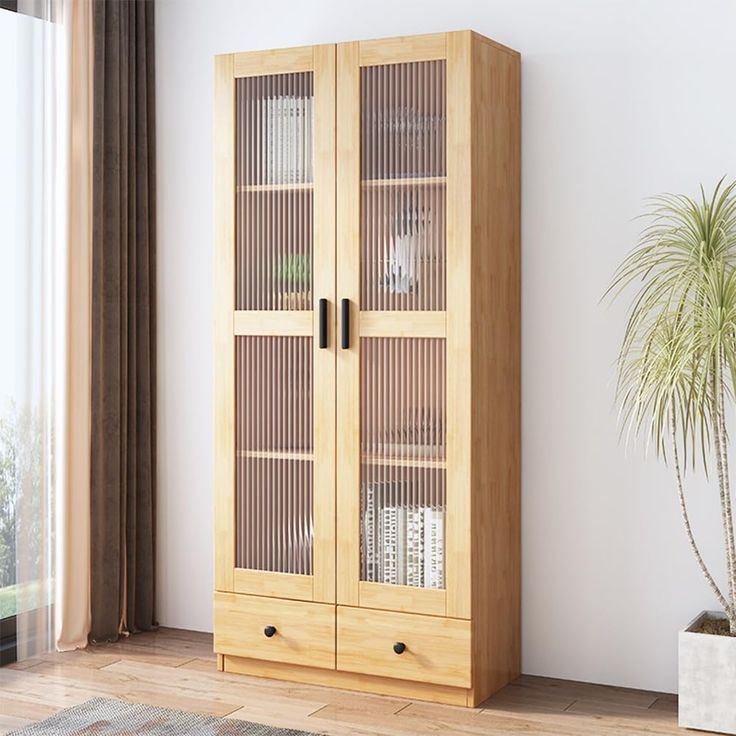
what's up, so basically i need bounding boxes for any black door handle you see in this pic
[393,642,406,655]
[341,299,350,349]
[319,298,328,349]
[264,625,277,638]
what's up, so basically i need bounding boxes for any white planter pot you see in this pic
[679,611,736,734]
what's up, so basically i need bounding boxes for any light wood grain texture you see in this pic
[335,40,361,607]
[471,30,521,59]
[445,31,473,621]
[104,658,326,715]
[467,31,521,706]
[359,311,446,338]
[17,660,241,716]
[233,568,313,601]
[213,53,235,593]
[232,311,312,336]
[312,43,338,604]
[360,454,446,469]
[224,654,469,707]
[362,176,446,188]
[0,668,104,710]
[233,45,314,77]
[0,696,58,720]
[214,592,335,670]
[337,606,471,688]
[359,32,446,66]
[358,582,446,616]
[215,30,521,706]
[1,630,699,736]
[0,717,33,732]
[218,45,336,607]
[237,449,313,462]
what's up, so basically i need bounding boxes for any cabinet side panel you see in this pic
[214,54,235,592]
[469,37,521,699]
[445,31,473,620]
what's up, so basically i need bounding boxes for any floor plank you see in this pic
[0,716,33,731]
[0,629,718,736]
[0,695,59,720]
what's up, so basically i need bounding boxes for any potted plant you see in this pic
[608,179,736,734]
[274,253,311,310]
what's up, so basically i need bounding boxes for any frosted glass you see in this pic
[235,72,314,311]
[360,338,446,588]
[360,61,446,311]
[233,69,316,576]
[235,336,313,575]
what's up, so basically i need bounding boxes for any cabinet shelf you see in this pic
[361,454,446,470]
[362,176,446,188]
[237,182,314,193]
[237,449,313,462]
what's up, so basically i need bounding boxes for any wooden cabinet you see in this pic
[214,30,520,707]
[214,592,335,669]
[337,607,472,688]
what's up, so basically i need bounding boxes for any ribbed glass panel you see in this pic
[235,336,313,575]
[235,72,314,311]
[360,338,446,588]
[360,61,446,311]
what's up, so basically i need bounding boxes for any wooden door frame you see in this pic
[335,32,472,618]
[213,45,337,604]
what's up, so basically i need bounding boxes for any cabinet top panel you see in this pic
[216,31,519,77]
[231,45,319,78]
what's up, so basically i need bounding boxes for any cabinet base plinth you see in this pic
[220,653,482,706]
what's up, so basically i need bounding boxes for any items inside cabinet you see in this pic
[215,31,520,707]
[360,337,446,589]
[235,72,314,311]
[361,61,446,181]
[360,60,447,312]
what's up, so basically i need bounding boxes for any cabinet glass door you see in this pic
[215,47,335,604]
[360,61,447,593]
[337,40,449,615]
[235,72,315,579]
[360,61,446,313]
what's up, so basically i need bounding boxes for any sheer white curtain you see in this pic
[0,0,91,659]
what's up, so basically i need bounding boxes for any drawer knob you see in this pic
[393,641,406,655]
[263,625,277,638]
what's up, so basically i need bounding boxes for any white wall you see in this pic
[155,0,736,693]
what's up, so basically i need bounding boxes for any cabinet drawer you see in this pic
[337,606,471,688]
[214,592,335,670]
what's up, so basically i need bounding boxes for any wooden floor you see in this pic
[0,628,706,735]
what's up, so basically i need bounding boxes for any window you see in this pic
[0,3,63,663]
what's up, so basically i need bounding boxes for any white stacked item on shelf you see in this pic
[261,94,314,185]
[405,508,425,587]
[423,506,445,589]
[362,480,445,589]
[381,504,404,585]
[363,483,378,582]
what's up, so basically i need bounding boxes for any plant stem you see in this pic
[671,410,732,619]
[716,355,736,632]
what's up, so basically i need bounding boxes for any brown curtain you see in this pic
[90,0,157,642]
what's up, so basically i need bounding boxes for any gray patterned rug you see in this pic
[9,698,320,735]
